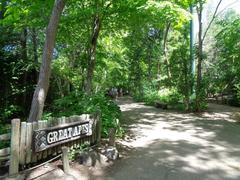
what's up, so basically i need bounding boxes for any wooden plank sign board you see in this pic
[33,120,92,152]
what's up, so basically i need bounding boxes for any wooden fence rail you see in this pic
[0,132,11,165]
[0,113,101,178]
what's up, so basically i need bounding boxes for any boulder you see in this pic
[104,146,119,161]
[78,150,108,167]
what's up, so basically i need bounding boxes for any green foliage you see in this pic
[205,10,240,107]
[0,105,22,121]
[0,140,10,150]
[134,86,183,108]
[43,92,123,138]
[1,0,239,134]
[68,142,90,161]
[0,124,10,149]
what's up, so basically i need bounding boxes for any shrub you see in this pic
[134,87,182,107]
[43,92,123,138]
[0,105,23,122]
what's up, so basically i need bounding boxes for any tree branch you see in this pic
[216,0,238,16]
[202,0,223,43]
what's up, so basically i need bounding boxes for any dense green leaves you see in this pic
[1,0,240,135]
[44,92,122,137]
[205,10,240,106]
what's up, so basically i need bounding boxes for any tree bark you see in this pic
[195,2,203,112]
[190,5,195,79]
[28,0,65,122]
[20,28,28,113]
[32,28,38,64]
[31,28,39,83]
[147,40,153,81]
[85,15,101,95]
[0,0,6,19]
[194,0,223,112]
[163,22,171,81]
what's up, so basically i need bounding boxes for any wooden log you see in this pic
[47,117,53,127]
[46,118,53,157]
[70,115,78,123]
[0,155,10,161]
[97,115,102,145]
[0,133,11,141]
[0,147,10,157]
[37,121,45,161]
[31,122,38,163]
[90,117,96,144]
[109,128,116,146]
[62,146,70,174]
[55,118,63,154]
[51,118,57,156]
[19,122,26,165]
[25,123,33,164]
[61,116,66,124]
[72,116,76,123]
[42,121,48,159]
[9,118,20,177]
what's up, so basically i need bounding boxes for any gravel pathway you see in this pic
[94,97,240,180]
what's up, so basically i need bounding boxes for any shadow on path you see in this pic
[93,96,240,180]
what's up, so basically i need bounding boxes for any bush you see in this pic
[43,92,123,138]
[0,105,23,122]
[134,87,182,107]
[0,124,10,149]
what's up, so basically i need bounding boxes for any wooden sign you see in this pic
[33,120,92,152]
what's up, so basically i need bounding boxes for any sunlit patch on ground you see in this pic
[98,97,240,180]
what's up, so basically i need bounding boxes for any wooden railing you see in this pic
[0,113,101,178]
[0,133,11,166]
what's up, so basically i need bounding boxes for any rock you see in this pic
[232,112,240,122]
[104,146,119,161]
[77,150,110,167]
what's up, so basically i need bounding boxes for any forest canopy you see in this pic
[0,0,240,135]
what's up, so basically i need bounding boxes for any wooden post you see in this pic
[9,119,20,177]
[32,122,38,163]
[109,128,116,146]
[26,123,33,164]
[97,114,102,145]
[62,146,70,174]
[19,122,26,165]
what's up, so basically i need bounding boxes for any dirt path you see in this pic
[94,96,240,180]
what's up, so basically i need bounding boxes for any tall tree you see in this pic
[195,0,223,111]
[85,14,102,94]
[28,0,65,122]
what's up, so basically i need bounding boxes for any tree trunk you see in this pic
[163,22,171,82]
[195,3,203,112]
[190,5,195,84]
[183,54,190,111]
[28,0,65,122]
[32,28,38,64]
[20,28,28,114]
[147,41,153,81]
[85,15,101,95]
[31,28,39,83]
[0,0,6,19]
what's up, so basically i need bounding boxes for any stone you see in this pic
[78,150,109,167]
[104,146,119,161]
